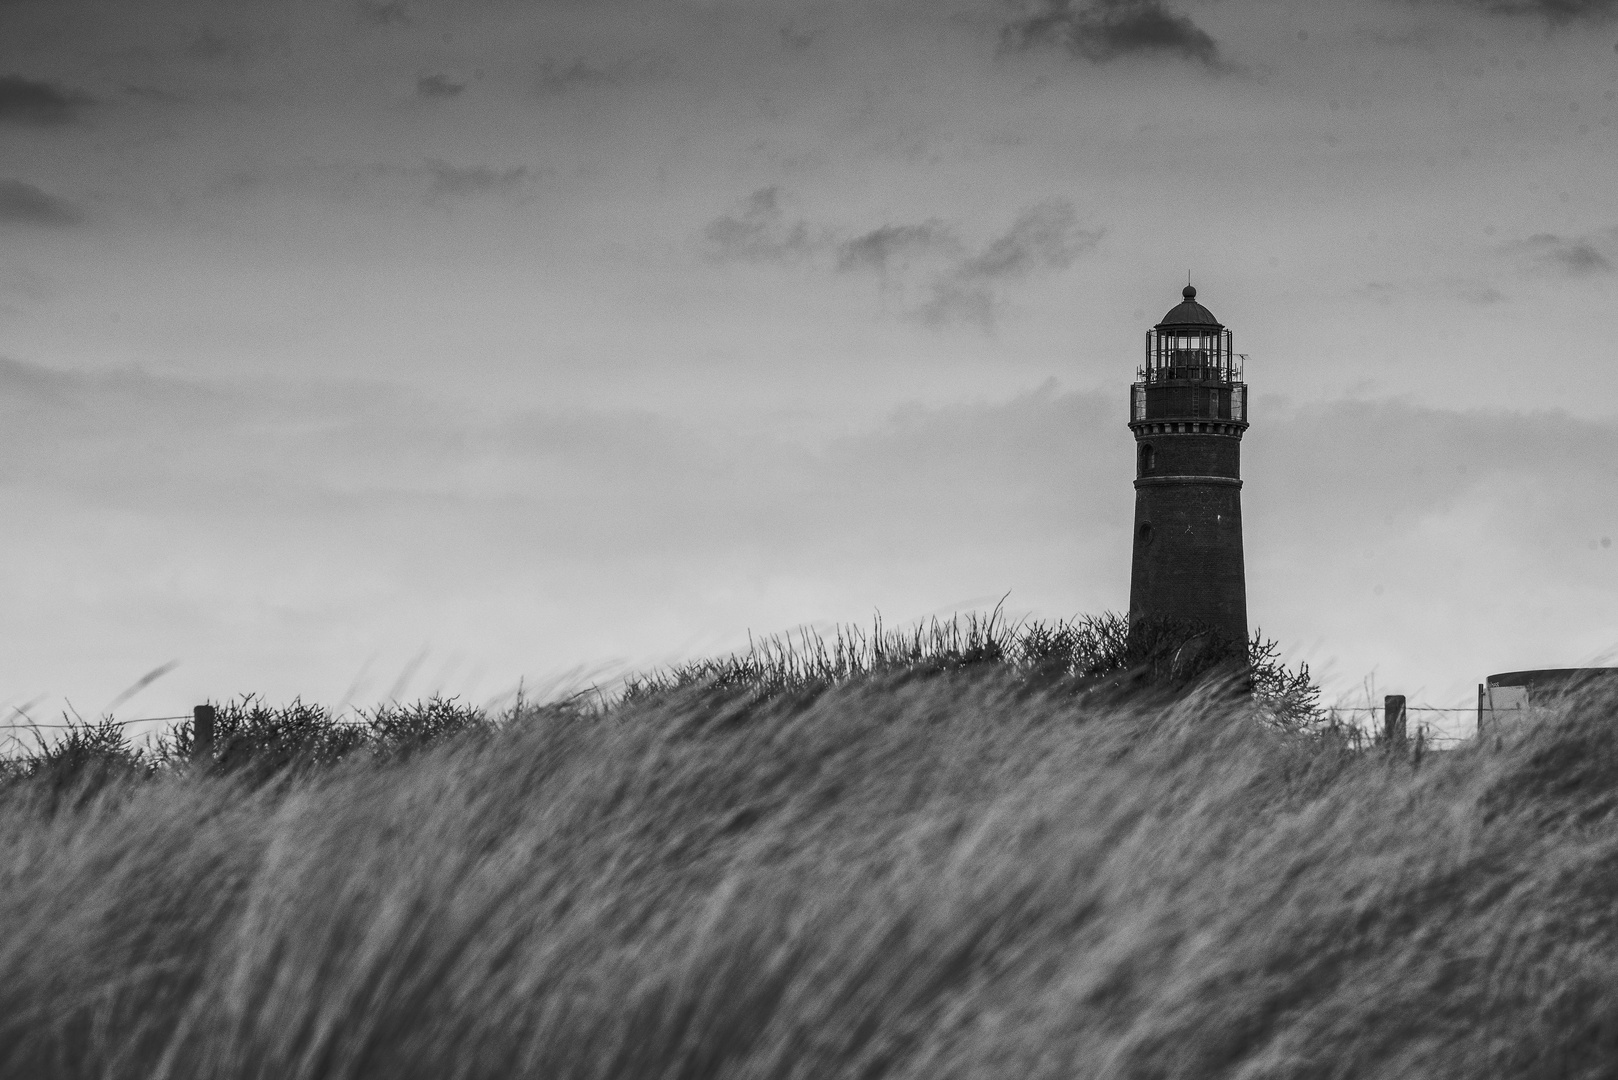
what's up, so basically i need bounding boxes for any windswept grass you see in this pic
[622,610,1319,725]
[4,610,1321,800]
[0,666,1614,1079]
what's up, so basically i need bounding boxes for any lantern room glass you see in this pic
[1141,328,1239,384]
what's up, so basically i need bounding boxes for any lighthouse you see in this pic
[1127,284,1249,652]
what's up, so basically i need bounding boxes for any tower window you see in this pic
[1137,522,1154,547]
[1139,443,1155,474]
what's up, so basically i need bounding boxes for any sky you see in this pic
[2,0,1617,742]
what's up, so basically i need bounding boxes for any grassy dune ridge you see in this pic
[2,666,1616,1078]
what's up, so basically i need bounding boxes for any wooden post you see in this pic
[193,704,215,761]
[1383,695,1407,744]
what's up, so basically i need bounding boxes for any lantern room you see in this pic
[1130,285,1248,426]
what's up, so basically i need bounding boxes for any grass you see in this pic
[1,617,1611,1078]
[621,610,1319,724]
[3,610,1321,793]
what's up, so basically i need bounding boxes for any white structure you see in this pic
[1478,668,1618,733]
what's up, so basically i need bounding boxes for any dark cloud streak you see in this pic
[358,0,410,26]
[779,25,817,50]
[417,74,466,99]
[1464,0,1618,23]
[923,201,1102,328]
[0,74,90,126]
[708,193,1099,325]
[960,201,1100,279]
[536,55,672,95]
[425,161,534,201]
[0,179,82,227]
[836,222,955,273]
[185,28,253,62]
[704,187,820,265]
[1001,0,1223,67]
[1512,232,1615,276]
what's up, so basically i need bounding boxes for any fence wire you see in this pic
[3,714,194,730]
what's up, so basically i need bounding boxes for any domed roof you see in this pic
[1156,284,1222,329]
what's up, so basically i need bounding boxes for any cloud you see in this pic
[1353,23,1447,50]
[919,279,1000,328]
[1355,278,1510,308]
[960,200,1100,279]
[1001,0,1223,67]
[0,355,77,400]
[705,195,1094,321]
[703,187,820,265]
[1512,232,1614,276]
[0,359,1084,595]
[0,266,52,304]
[1459,283,1508,305]
[417,74,466,99]
[779,25,818,50]
[1356,281,1400,306]
[836,222,956,273]
[922,201,1102,328]
[538,59,618,93]
[1460,0,1618,22]
[123,85,186,104]
[424,160,534,201]
[358,0,410,26]
[0,74,90,126]
[536,55,672,95]
[0,179,82,226]
[185,28,253,62]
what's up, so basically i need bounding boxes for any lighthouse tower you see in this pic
[1127,285,1249,651]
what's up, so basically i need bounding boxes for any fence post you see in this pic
[193,704,215,762]
[1383,695,1407,744]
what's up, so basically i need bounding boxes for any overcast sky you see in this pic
[2,0,1616,738]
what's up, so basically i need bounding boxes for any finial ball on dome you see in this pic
[1183,284,1196,300]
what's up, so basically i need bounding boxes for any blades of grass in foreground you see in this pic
[0,671,1615,1078]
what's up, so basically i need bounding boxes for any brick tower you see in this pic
[1127,284,1249,651]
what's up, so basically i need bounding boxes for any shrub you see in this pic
[0,715,149,812]
[155,695,369,782]
[363,696,491,759]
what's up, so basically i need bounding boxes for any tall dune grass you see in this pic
[621,610,1319,726]
[1,667,1614,1079]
